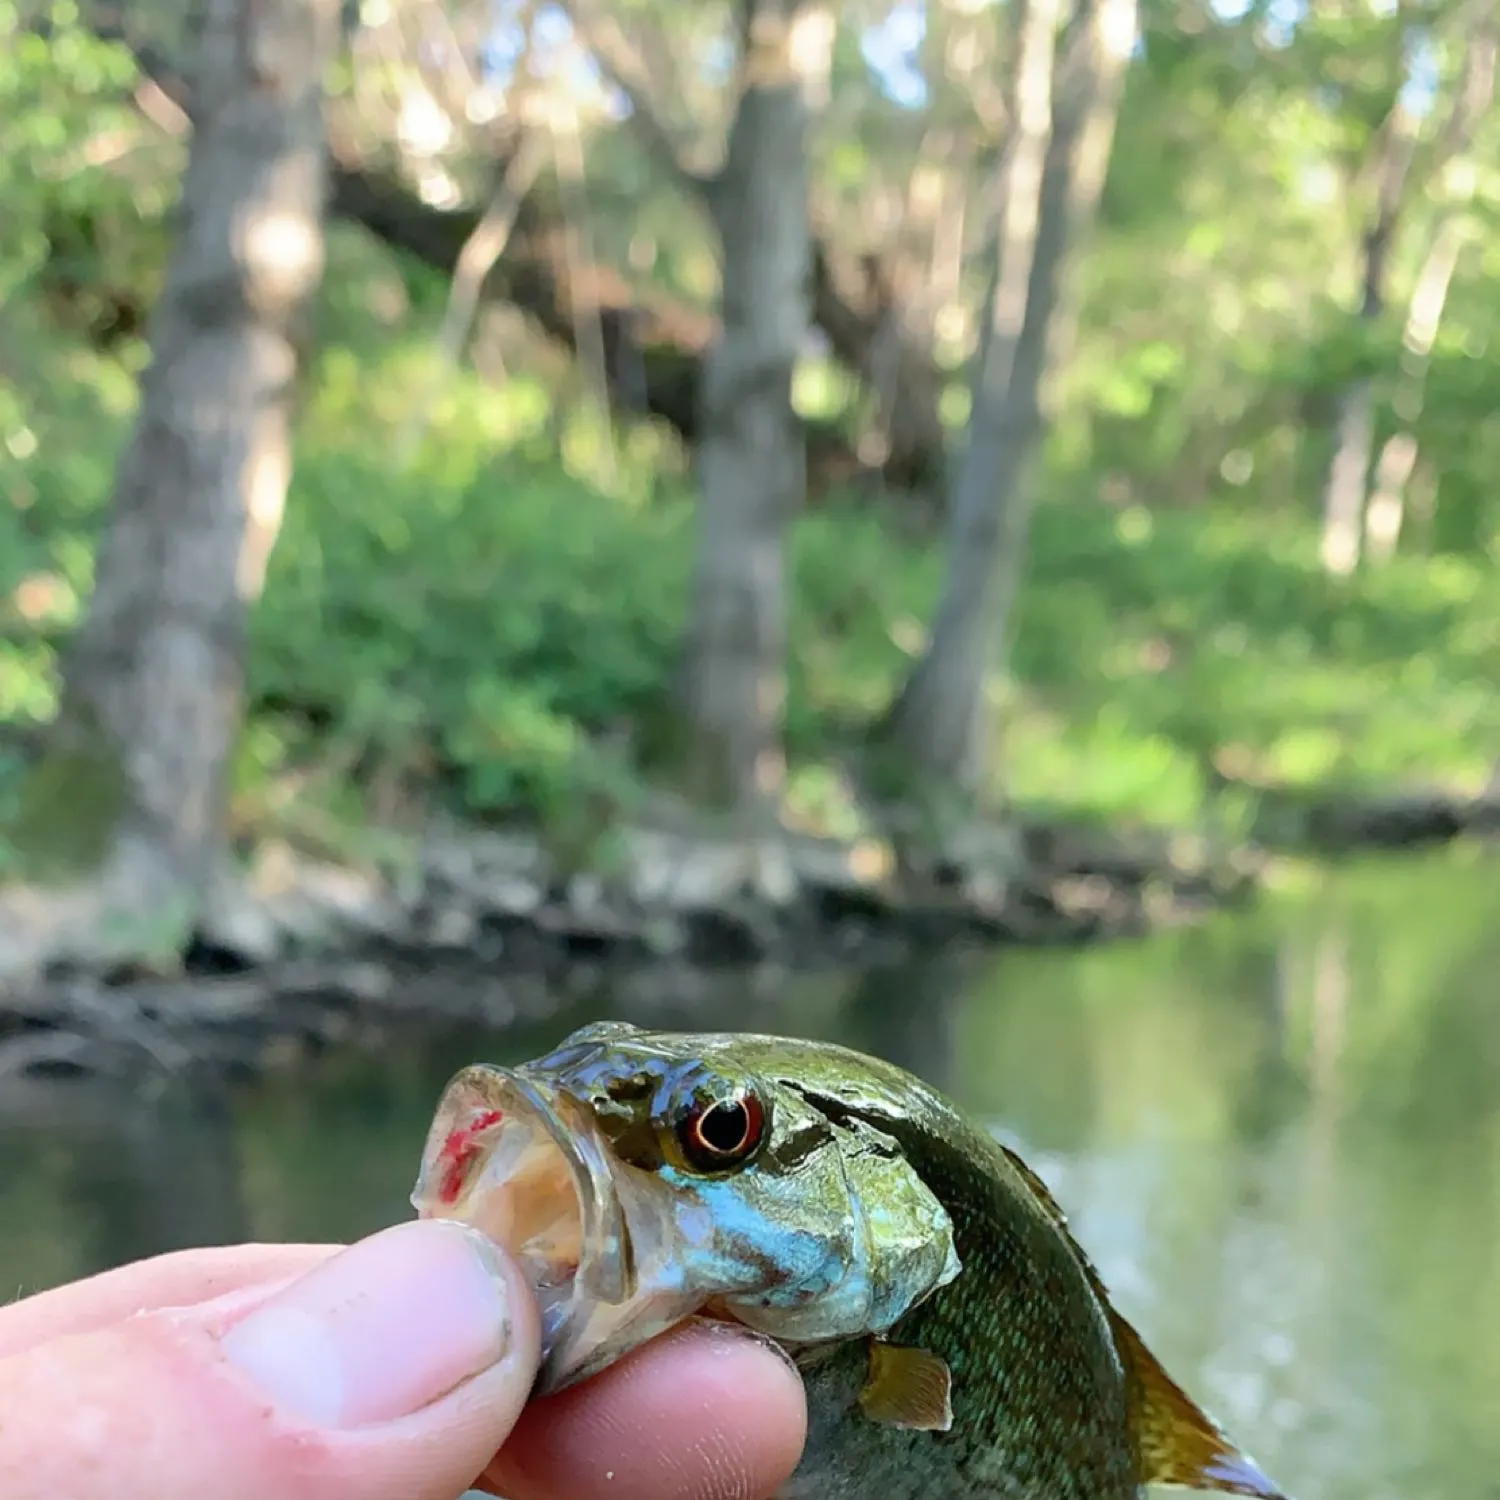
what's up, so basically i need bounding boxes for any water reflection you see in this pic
[0,1073,251,1286]
[833,946,983,1094]
[70,1075,250,1267]
[0,849,1496,1498]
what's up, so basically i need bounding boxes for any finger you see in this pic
[0,1243,341,1359]
[481,1319,808,1500]
[0,1220,541,1500]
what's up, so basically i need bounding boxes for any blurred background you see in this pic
[2,0,1500,1493]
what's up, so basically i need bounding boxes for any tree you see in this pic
[1317,29,1420,578]
[7,0,338,959]
[558,0,954,497]
[1365,15,1498,562]
[557,0,830,812]
[679,0,831,811]
[1318,2,1498,575]
[875,0,1138,803]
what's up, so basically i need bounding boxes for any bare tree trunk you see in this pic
[1364,215,1468,561]
[1319,7,1496,574]
[1366,20,1498,562]
[876,0,1137,796]
[11,0,335,944]
[1318,97,1417,576]
[561,0,946,495]
[679,0,830,810]
[1319,380,1378,576]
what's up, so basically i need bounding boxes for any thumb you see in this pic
[0,1220,541,1500]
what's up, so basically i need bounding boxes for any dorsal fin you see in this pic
[995,1144,1290,1499]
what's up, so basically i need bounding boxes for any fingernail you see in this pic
[220,1219,511,1428]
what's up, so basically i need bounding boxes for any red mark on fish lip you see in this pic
[435,1107,504,1205]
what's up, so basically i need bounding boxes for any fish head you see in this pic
[410,1021,963,1394]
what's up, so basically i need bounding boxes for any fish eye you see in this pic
[678,1091,768,1171]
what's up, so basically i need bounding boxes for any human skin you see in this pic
[0,1223,808,1500]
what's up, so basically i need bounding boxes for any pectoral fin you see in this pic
[858,1339,954,1432]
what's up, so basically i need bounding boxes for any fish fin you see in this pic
[1106,1307,1289,1499]
[997,1145,1289,1498]
[858,1339,954,1432]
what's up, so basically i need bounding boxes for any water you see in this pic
[1,849,1497,1498]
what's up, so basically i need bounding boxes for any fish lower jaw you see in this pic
[432,1188,591,1355]
[411,1064,711,1396]
[412,1064,595,1298]
[438,1178,620,1395]
[414,1113,596,1361]
[426,1135,654,1394]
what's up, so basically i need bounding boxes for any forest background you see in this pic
[2,0,1499,973]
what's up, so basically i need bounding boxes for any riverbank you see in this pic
[5,772,1499,1090]
[0,805,1263,1080]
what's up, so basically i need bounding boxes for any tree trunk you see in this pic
[1365,20,1498,562]
[1320,81,1420,575]
[1319,373,1379,577]
[1317,110,1414,576]
[678,0,827,810]
[16,0,335,936]
[1315,10,1498,576]
[876,0,1137,796]
[1364,214,1467,562]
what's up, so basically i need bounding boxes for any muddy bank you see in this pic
[6,776,1496,1088]
[1244,780,1500,851]
[0,814,1260,1085]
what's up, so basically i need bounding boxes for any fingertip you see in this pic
[0,1223,550,1500]
[485,1320,807,1500]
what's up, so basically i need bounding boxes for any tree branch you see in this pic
[1429,0,1500,172]
[84,4,952,491]
[556,0,713,200]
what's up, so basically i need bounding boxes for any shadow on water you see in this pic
[831,946,987,1097]
[0,1072,252,1286]
[0,848,1496,1499]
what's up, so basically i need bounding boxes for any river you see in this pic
[1,848,1495,1498]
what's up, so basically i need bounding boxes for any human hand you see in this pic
[0,1221,807,1500]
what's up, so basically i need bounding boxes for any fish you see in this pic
[410,1021,1292,1500]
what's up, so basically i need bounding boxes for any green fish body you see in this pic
[411,1023,1290,1500]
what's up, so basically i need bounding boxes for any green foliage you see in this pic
[6,2,1500,863]
[5,286,1499,856]
[254,428,691,823]
[0,1,155,302]
[259,463,1500,830]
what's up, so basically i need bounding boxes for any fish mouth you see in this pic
[410,1063,637,1394]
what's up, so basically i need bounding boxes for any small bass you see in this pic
[412,1022,1291,1500]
